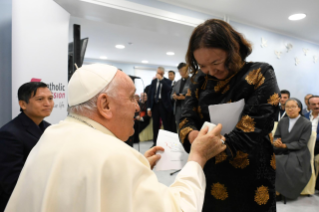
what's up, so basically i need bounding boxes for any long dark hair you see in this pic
[186,19,252,76]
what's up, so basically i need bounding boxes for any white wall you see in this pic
[231,22,319,106]
[12,0,70,124]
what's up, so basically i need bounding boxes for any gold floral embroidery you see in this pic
[227,99,232,103]
[270,153,276,170]
[254,186,269,205]
[214,74,235,93]
[236,115,256,133]
[229,151,249,169]
[245,68,265,89]
[267,93,280,106]
[186,88,192,97]
[211,183,228,200]
[179,118,188,130]
[197,106,204,119]
[192,107,197,112]
[215,151,228,164]
[195,88,199,99]
[179,127,193,144]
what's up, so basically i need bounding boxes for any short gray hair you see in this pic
[68,75,119,116]
[158,66,165,72]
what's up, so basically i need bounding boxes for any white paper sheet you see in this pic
[154,130,188,171]
[208,99,245,135]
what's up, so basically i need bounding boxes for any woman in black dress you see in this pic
[179,19,280,212]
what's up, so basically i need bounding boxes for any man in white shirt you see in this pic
[305,95,319,155]
[5,64,226,212]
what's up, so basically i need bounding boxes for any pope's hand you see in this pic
[144,146,165,169]
[188,124,226,168]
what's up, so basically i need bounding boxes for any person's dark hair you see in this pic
[186,19,252,76]
[285,98,303,116]
[168,70,175,75]
[308,95,319,104]
[177,62,187,70]
[280,90,290,98]
[18,82,49,111]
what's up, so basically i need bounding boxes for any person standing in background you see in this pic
[305,95,319,155]
[277,90,290,121]
[147,67,173,146]
[0,82,53,211]
[167,70,177,132]
[172,63,191,133]
[302,94,313,115]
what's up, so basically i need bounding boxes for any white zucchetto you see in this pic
[68,64,118,106]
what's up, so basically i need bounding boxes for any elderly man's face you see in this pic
[109,72,140,141]
[157,69,164,77]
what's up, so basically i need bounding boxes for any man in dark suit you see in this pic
[172,63,191,133]
[276,90,290,121]
[0,82,54,211]
[302,94,313,115]
[147,67,173,146]
[167,70,177,133]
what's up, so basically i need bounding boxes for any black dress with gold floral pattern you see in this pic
[179,62,280,212]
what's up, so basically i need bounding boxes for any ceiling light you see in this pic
[288,13,306,21]
[99,56,107,60]
[166,52,175,56]
[115,44,125,49]
[142,60,149,64]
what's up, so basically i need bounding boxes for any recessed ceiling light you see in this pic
[166,52,175,56]
[99,56,107,60]
[142,60,149,64]
[115,44,125,49]
[288,13,306,21]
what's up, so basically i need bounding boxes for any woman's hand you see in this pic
[188,130,199,144]
[273,138,286,148]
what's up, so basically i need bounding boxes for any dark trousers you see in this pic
[152,101,170,145]
[166,112,176,133]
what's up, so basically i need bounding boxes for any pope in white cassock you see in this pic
[5,64,226,212]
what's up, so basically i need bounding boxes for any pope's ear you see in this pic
[96,93,112,119]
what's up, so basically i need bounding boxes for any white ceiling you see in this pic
[55,0,195,67]
[160,0,319,44]
[55,0,319,67]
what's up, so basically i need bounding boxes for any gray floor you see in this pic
[134,141,319,212]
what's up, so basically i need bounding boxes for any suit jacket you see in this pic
[305,112,319,142]
[171,77,191,124]
[302,108,310,116]
[147,77,172,112]
[5,114,206,212]
[0,112,50,211]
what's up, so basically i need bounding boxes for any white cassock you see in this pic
[5,114,205,212]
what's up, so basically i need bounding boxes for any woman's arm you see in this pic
[179,74,204,153]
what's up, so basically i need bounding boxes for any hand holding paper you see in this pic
[144,146,165,169]
[189,124,227,168]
